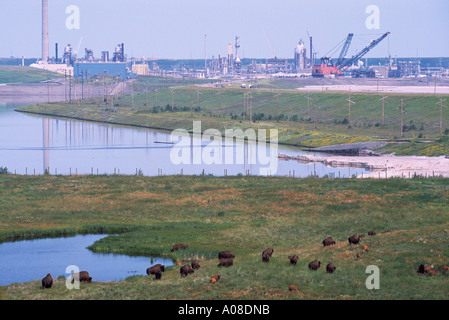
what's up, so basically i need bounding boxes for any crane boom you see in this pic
[339,32,390,70]
[336,33,353,67]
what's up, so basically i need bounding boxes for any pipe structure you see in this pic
[42,0,49,62]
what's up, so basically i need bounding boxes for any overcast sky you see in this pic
[1,0,448,60]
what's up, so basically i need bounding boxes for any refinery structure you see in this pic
[28,0,448,82]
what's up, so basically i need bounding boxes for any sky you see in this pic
[0,0,448,60]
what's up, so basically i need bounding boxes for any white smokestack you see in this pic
[42,0,49,63]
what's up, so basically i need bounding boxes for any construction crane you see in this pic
[312,32,390,77]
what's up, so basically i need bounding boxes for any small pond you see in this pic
[0,234,174,286]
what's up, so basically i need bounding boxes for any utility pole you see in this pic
[273,93,281,122]
[379,95,388,127]
[170,88,175,111]
[217,92,223,112]
[196,89,201,111]
[437,98,447,137]
[305,94,315,121]
[249,92,253,123]
[346,96,356,127]
[243,92,247,121]
[400,98,404,138]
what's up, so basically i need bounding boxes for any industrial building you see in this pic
[73,62,133,79]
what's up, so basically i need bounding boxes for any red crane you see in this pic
[312,32,390,77]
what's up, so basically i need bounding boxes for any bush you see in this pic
[0,167,9,174]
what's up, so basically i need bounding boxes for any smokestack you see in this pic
[55,43,58,63]
[309,36,313,67]
[121,43,125,62]
[42,0,49,63]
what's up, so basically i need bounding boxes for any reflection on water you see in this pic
[0,234,174,286]
[0,102,371,177]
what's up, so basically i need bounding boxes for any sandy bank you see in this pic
[279,152,449,178]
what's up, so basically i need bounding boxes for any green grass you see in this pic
[1,174,448,300]
[0,66,62,84]
[15,76,449,155]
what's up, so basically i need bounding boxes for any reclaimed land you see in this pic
[0,174,448,299]
[15,77,449,156]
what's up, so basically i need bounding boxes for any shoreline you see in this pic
[279,152,449,178]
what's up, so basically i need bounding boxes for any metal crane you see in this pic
[312,32,390,77]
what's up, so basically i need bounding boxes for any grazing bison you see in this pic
[322,237,336,247]
[368,231,376,236]
[262,248,274,257]
[288,255,299,265]
[210,275,221,284]
[71,271,92,284]
[356,252,361,260]
[146,264,165,280]
[41,273,53,289]
[363,245,369,252]
[218,251,235,259]
[218,258,233,267]
[171,243,188,252]
[417,264,433,274]
[308,260,321,270]
[326,262,336,274]
[180,264,194,277]
[348,234,360,245]
[262,252,271,263]
[191,259,201,270]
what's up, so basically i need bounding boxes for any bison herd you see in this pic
[40,230,446,291]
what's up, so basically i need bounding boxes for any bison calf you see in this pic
[210,275,221,284]
[180,264,194,277]
[308,260,321,270]
[41,273,53,289]
[322,237,336,247]
[262,248,274,257]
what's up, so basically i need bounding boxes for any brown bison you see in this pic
[180,264,194,277]
[41,273,53,289]
[218,251,235,259]
[322,237,336,247]
[417,264,433,274]
[368,231,376,236]
[348,234,360,245]
[262,252,270,263]
[146,264,165,280]
[288,255,299,265]
[191,259,201,270]
[218,258,233,267]
[210,275,221,284]
[71,271,92,284]
[326,262,336,274]
[308,260,321,270]
[171,243,188,252]
[262,248,274,257]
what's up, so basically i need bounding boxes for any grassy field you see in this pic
[0,66,62,84]
[16,76,449,156]
[0,174,448,300]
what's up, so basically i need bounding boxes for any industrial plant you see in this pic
[24,0,449,82]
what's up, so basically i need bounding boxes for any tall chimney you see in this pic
[309,36,313,67]
[42,0,49,63]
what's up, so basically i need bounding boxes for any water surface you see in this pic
[0,234,173,286]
